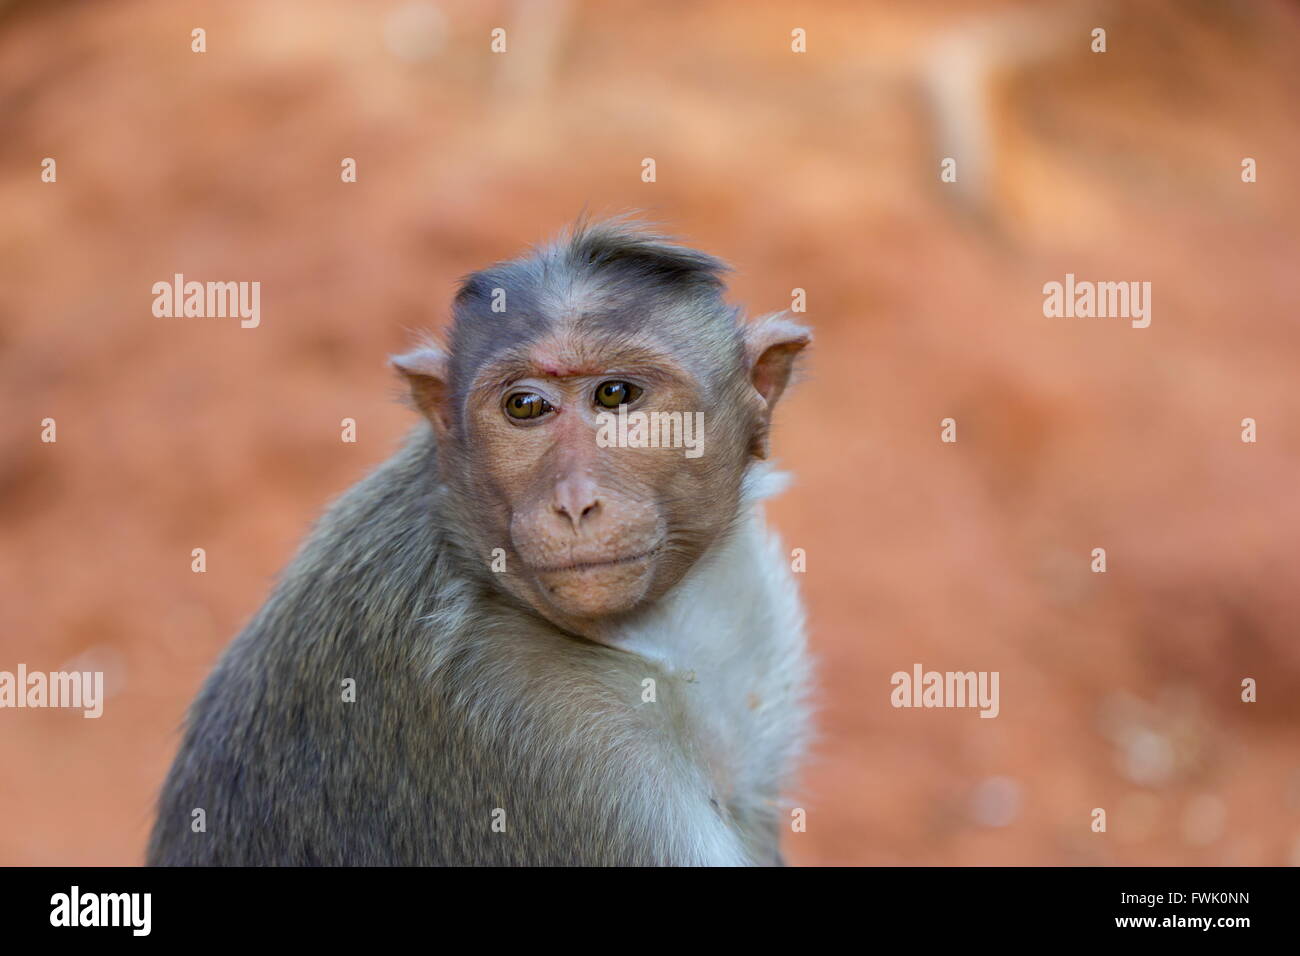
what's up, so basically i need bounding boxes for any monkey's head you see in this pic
[394,219,808,641]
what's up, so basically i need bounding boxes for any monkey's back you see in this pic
[149,430,451,864]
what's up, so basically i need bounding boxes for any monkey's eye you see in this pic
[594,381,643,409]
[504,392,552,421]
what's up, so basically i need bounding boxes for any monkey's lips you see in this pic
[525,547,662,618]
[526,547,661,575]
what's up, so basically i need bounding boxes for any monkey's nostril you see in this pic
[553,478,601,529]
[554,498,599,530]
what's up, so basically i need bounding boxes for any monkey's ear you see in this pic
[743,315,810,459]
[391,346,452,433]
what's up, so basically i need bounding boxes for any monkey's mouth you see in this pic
[527,546,662,574]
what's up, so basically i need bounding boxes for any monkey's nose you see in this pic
[552,477,601,531]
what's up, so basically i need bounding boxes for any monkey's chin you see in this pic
[530,555,657,623]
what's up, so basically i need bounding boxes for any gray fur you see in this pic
[150,429,712,864]
[148,221,808,866]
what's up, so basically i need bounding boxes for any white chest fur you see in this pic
[613,467,811,806]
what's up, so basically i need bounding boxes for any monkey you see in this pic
[147,218,812,866]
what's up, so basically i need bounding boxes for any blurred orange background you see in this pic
[1,0,1298,865]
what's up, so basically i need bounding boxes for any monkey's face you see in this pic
[458,337,751,635]
[391,234,810,642]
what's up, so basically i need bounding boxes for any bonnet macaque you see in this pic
[149,219,812,866]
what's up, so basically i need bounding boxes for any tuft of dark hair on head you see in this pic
[560,214,729,293]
